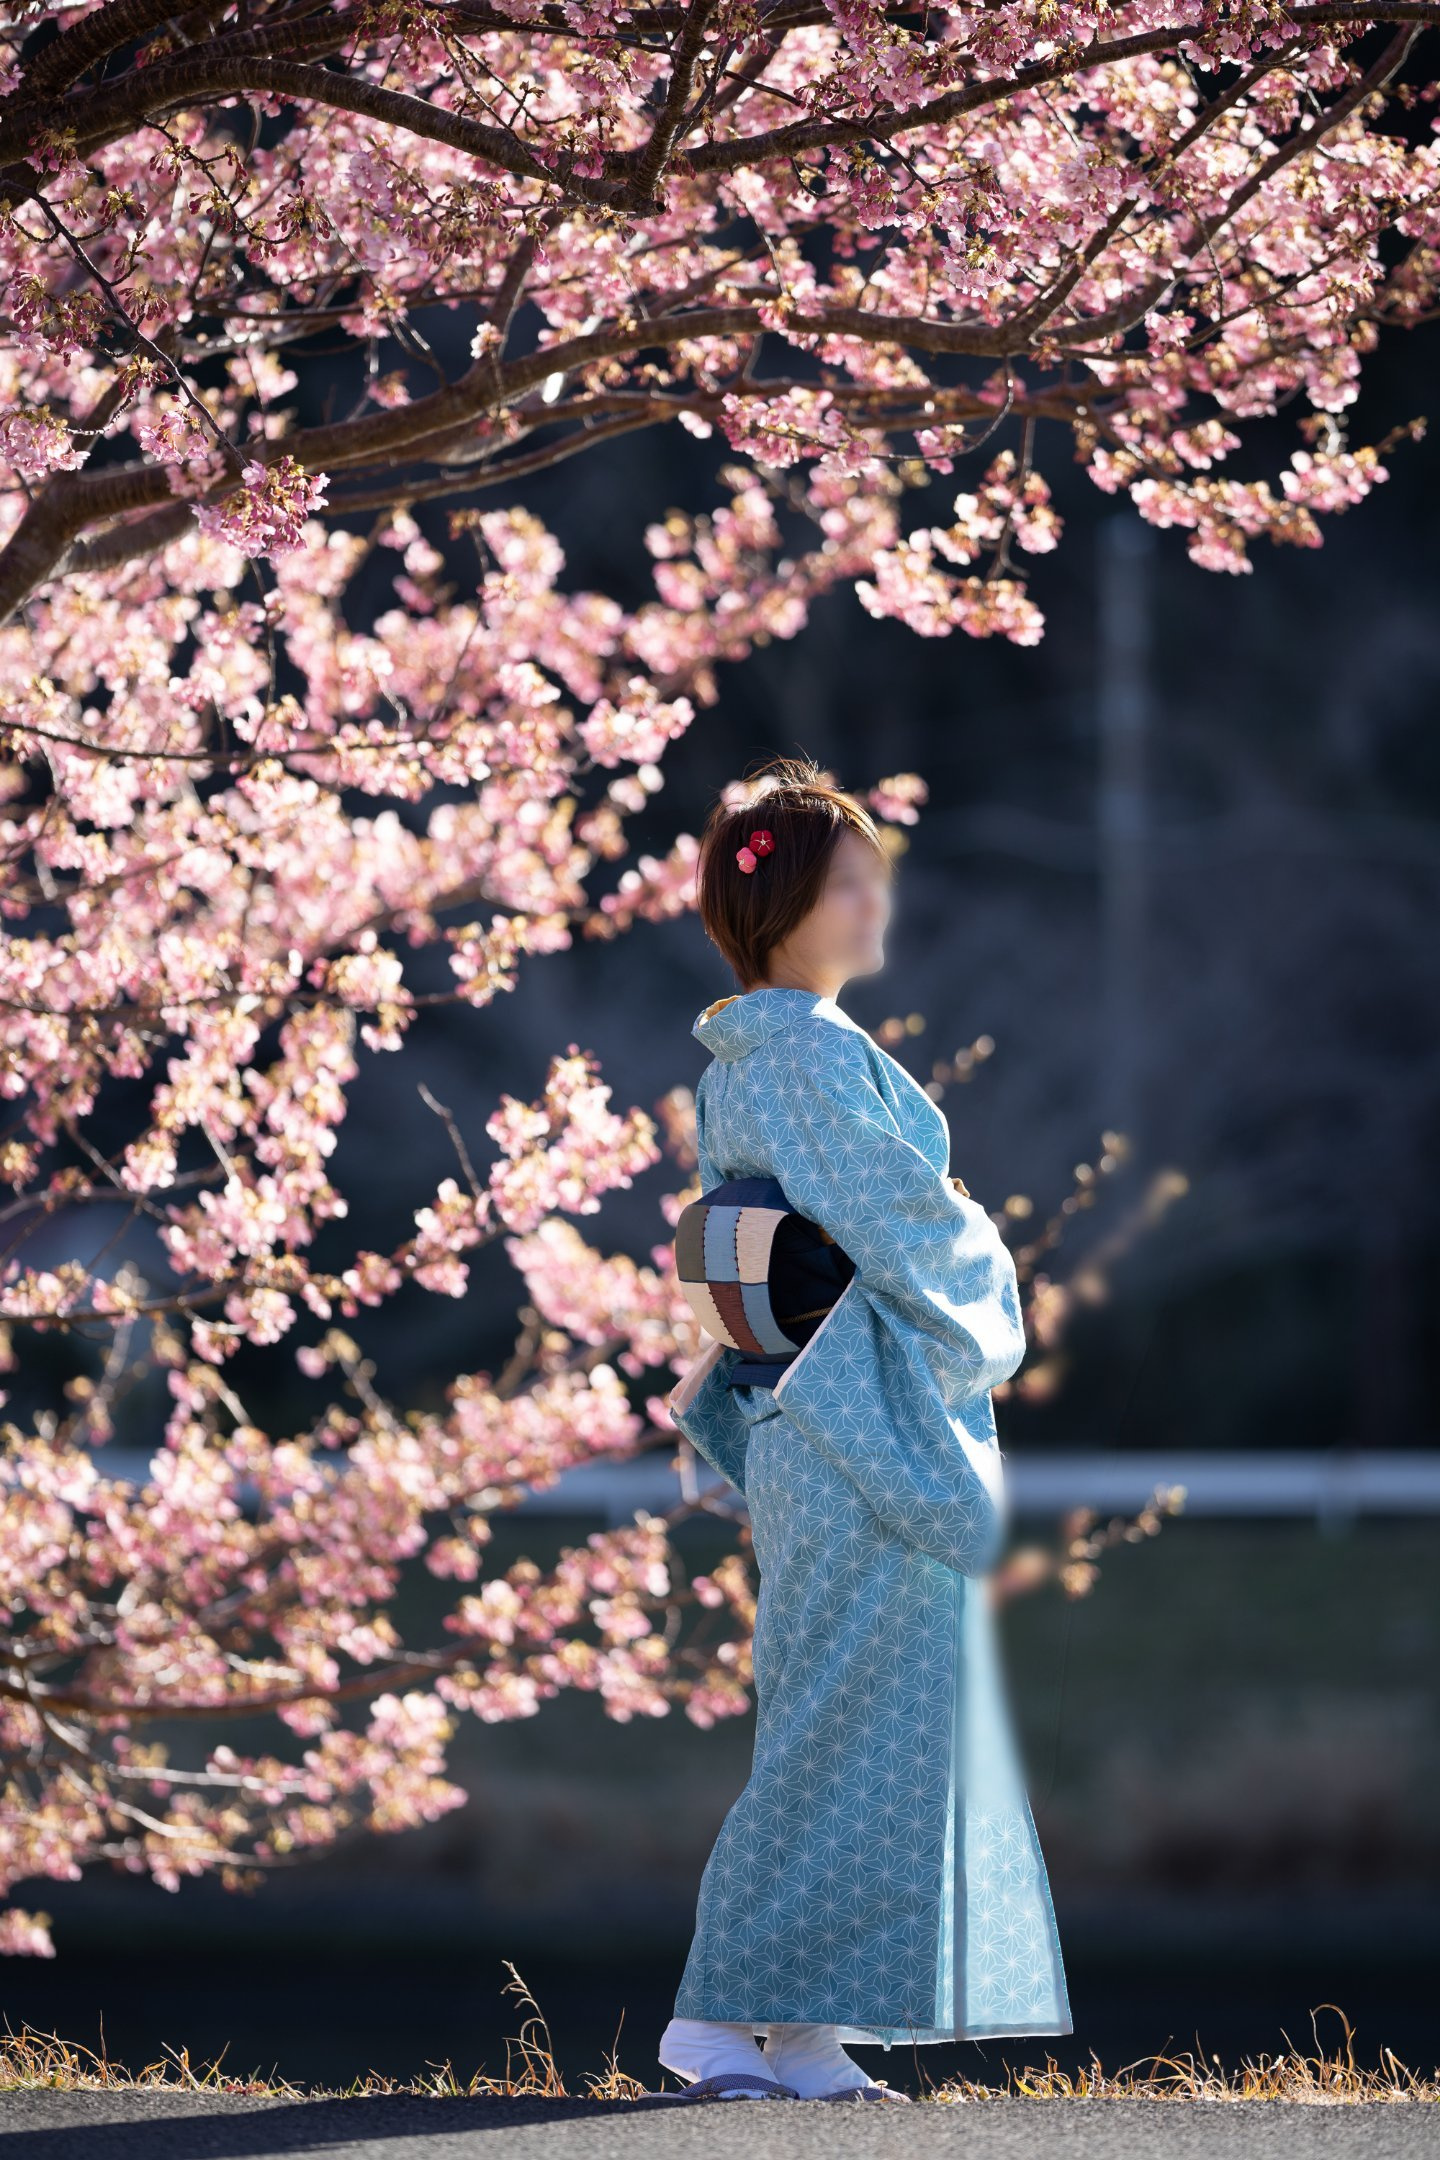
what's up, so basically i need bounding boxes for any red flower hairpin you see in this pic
[736,828,775,875]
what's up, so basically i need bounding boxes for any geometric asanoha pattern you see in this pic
[669,986,1072,2046]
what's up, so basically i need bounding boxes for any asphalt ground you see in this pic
[0,2094,1436,2159]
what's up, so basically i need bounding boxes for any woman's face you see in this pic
[765,830,892,995]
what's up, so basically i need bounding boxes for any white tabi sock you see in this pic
[761,2022,891,2098]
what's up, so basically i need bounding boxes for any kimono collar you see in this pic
[692,985,856,1061]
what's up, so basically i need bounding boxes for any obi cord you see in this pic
[666,984,1071,2048]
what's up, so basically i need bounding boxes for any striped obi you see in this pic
[674,1175,857,1388]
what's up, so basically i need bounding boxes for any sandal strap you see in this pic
[680,2071,799,2100]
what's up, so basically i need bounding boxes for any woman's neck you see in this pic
[752,967,846,1001]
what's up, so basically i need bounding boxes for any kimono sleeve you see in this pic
[765,1035,1026,1576]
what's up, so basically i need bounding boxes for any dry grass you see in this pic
[0,1972,1432,2106]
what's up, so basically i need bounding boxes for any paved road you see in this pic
[1,2094,1436,2158]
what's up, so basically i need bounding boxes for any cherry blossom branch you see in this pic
[0,0,1420,1950]
[681,7,1440,172]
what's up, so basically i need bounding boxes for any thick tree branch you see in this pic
[628,0,724,210]
[5,51,621,210]
[16,0,182,99]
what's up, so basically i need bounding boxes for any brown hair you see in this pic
[695,756,890,990]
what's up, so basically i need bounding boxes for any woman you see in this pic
[658,758,1071,2103]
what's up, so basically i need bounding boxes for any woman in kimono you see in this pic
[658,759,1071,2103]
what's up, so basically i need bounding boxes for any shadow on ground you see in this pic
[1,2094,1436,2160]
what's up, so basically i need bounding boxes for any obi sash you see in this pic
[673,1174,857,1388]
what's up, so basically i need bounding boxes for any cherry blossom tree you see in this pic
[0,0,1422,1953]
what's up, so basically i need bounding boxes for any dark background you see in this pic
[6,302,1438,2091]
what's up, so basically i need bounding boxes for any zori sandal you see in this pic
[660,2070,800,2102]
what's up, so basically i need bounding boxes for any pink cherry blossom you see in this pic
[192,456,331,556]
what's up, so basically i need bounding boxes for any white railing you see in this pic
[514,1449,1440,1524]
[62,1449,1440,1525]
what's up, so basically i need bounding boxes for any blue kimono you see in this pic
[667,985,1071,2047]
